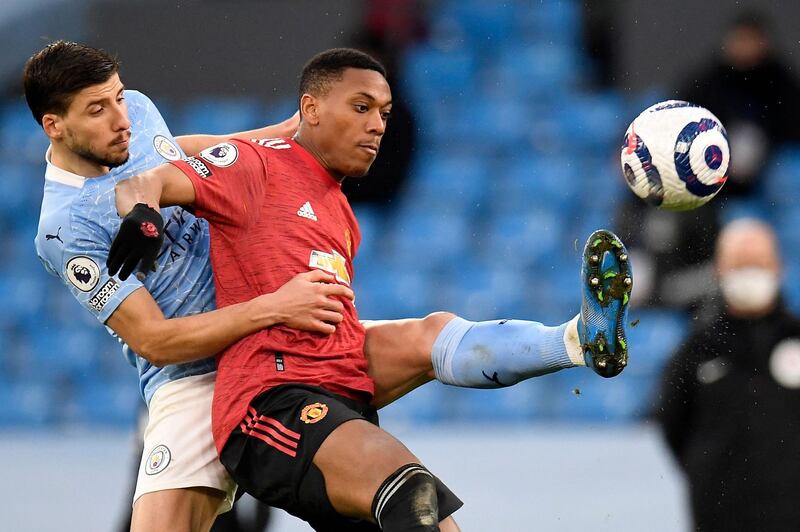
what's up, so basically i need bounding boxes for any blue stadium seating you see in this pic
[353,259,438,320]
[2,0,797,428]
[436,264,529,321]
[27,325,103,380]
[351,205,387,263]
[401,46,477,104]
[72,378,140,427]
[549,371,659,422]
[492,155,584,213]
[491,45,582,101]
[625,309,689,377]
[445,381,553,423]
[718,197,771,225]
[0,101,50,163]
[0,378,54,427]
[387,208,472,271]
[405,152,488,215]
[434,0,517,47]
[763,146,800,208]
[483,209,565,269]
[513,0,582,47]
[557,92,626,154]
[176,97,266,136]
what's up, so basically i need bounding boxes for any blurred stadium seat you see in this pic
[176,97,266,135]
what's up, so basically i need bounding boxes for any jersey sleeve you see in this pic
[169,139,267,229]
[42,206,144,325]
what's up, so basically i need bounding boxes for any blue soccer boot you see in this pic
[578,229,633,378]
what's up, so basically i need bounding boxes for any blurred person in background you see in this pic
[616,198,719,310]
[682,11,800,197]
[655,218,800,532]
[341,0,426,206]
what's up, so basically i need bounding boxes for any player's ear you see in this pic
[299,94,320,126]
[41,113,64,140]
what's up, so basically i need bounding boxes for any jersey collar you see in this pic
[44,147,89,188]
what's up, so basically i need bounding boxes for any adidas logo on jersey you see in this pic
[297,201,318,222]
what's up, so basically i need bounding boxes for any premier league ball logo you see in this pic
[199,142,239,167]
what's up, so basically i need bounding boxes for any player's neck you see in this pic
[49,142,109,178]
[293,133,345,182]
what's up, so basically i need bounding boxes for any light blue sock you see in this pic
[431,317,578,388]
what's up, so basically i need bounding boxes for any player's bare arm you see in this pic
[107,269,353,367]
[115,162,196,215]
[176,111,299,156]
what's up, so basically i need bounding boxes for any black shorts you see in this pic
[219,384,462,531]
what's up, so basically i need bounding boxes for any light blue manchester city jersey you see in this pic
[35,90,216,405]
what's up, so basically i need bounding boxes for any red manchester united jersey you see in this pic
[170,138,371,452]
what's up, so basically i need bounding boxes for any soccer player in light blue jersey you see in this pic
[28,41,633,532]
[25,41,353,532]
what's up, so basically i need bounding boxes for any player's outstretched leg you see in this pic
[364,229,634,405]
[578,229,633,378]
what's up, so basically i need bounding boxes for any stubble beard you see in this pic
[66,132,129,170]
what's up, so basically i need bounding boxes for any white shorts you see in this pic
[133,372,237,514]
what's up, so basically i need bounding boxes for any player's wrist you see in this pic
[248,293,286,329]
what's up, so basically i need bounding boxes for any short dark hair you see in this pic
[299,48,386,100]
[23,40,120,127]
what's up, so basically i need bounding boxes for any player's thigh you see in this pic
[131,487,224,532]
[363,311,456,408]
[134,373,237,523]
[312,418,420,520]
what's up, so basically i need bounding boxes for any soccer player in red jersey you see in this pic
[111,49,462,530]
[110,47,633,530]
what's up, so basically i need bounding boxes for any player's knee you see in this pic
[372,464,439,531]
[418,312,457,351]
[423,311,457,329]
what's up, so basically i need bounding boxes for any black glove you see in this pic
[107,203,165,281]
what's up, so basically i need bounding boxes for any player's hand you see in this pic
[282,111,300,137]
[267,270,355,335]
[107,203,165,281]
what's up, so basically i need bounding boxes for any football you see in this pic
[620,100,730,211]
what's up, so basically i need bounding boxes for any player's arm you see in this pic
[107,270,353,367]
[175,112,299,156]
[110,140,267,280]
[107,163,196,279]
[115,162,195,214]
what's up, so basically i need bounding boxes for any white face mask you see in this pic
[719,267,779,314]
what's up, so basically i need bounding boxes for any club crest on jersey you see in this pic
[344,229,352,259]
[145,444,171,475]
[300,403,328,424]
[309,250,351,285]
[199,143,238,167]
[65,256,100,292]
[153,135,181,161]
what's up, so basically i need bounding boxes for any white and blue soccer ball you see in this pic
[620,100,730,211]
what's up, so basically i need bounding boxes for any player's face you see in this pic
[59,73,131,169]
[315,68,392,178]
